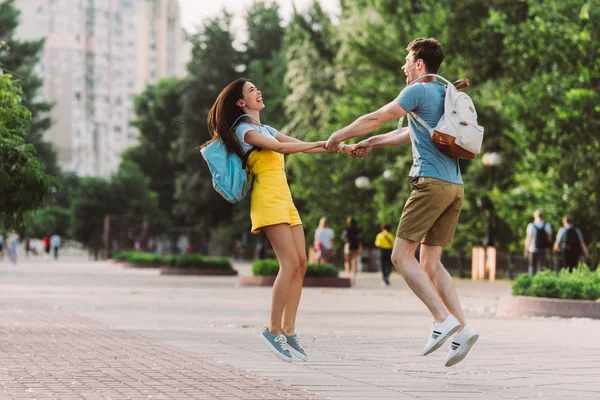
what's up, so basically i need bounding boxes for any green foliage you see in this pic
[111,250,136,261]
[0,0,59,177]
[23,205,71,238]
[127,77,186,226]
[125,252,164,265]
[512,265,600,300]
[252,258,339,277]
[165,254,232,269]
[0,74,56,220]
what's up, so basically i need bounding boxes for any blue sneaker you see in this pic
[260,328,292,362]
[282,331,307,361]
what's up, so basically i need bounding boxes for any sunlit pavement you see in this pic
[1,255,599,399]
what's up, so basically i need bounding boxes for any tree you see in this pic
[174,12,242,229]
[0,0,59,177]
[126,77,185,226]
[0,73,55,222]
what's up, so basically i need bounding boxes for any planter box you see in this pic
[240,276,351,288]
[498,295,600,319]
[122,262,163,269]
[160,267,238,276]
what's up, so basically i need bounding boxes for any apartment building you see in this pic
[16,0,188,176]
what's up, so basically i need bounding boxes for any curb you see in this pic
[160,267,238,276]
[239,276,351,288]
[498,295,600,319]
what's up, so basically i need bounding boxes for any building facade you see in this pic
[16,0,188,176]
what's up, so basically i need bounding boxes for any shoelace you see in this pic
[274,335,289,352]
[290,335,304,351]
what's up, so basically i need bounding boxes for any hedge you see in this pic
[252,259,338,278]
[512,265,600,301]
[111,252,233,270]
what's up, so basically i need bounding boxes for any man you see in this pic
[524,210,552,275]
[553,215,589,272]
[375,224,395,286]
[326,37,478,367]
[50,233,61,260]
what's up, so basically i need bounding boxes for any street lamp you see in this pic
[354,176,370,189]
[481,142,502,247]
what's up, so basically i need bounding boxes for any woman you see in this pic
[205,77,334,362]
[342,217,363,281]
[314,217,335,264]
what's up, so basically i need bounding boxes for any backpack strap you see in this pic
[232,113,265,166]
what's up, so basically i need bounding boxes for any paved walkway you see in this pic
[1,257,599,399]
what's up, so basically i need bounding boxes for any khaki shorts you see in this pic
[396,177,464,247]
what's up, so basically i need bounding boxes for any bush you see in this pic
[164,253,232,270]
[126,252,164,265]
[512,264,600,300]
[111,250,137,261]
[252,259,339,278]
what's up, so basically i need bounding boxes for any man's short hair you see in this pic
[534,209,543,219]
[406,37,445,73]
[564,215,574,224]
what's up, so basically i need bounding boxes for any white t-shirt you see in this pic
[51,234,61,247]
[315,227,335,250]
[235,122,278,153]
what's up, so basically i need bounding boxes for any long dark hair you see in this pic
[205,77,248,159]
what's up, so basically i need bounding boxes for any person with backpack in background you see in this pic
[203,78,336,363]
[325,37,481,367]
[553,215,589,272]
[375,224,395,285]
[524,209,553,275]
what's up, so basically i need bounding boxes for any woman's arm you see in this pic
[276,131,335,153]
[244,130,324,154]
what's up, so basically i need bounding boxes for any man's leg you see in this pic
[420,244,467,328]
[391,238,450,323]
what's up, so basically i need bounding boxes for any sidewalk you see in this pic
[1,257,600,399]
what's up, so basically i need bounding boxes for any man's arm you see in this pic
[325,101,408,151]
[351,127,410,158]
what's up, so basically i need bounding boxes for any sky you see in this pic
[178,0,340,36]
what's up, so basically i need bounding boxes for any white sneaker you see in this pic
[444,325,479,367]
[421,315,461,356]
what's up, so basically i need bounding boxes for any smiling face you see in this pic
[236,81,265,112]
[401,51,425,84]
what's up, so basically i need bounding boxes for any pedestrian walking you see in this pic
[204,77,335,362]
[326,37,479,366]
[314,217,335,264]
[553,215,590,272]
[50,234,61,260]
[8,230,19,264]
[375,224,395,285]
[341,218,363,282]
[524,209,552,275]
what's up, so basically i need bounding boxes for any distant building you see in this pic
[16,0,189,176]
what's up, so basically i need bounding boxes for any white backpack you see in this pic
[406,74,484,159]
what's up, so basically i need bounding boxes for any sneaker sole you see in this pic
[422,324,460,356]
[260,334,292,362]
[445,333,479,367]
[287,346,308,361]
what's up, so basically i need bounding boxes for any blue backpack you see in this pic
[200,114,270,203]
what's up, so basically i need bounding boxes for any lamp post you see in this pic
[481,144,502,247]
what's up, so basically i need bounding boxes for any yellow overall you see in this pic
[246,149,302,234]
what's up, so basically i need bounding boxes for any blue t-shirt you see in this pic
[235,122,278,153]
[395,81,463,184]
[555,225,584,248]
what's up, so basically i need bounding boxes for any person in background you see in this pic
[314,217,335,264]
[25,237,31,258]
[524,209,553,275]
[341,217,363,281]
[0,231,4,262]
[8,230,19,264]
[50,233,61,260]
[43,236,51,260]
[553,215,590,272]
[375,224,395,285]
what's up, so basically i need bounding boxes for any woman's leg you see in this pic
[343,244,350,275]
[263,224,301,335]
[282,225,308,334]
[350,251,358,280]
